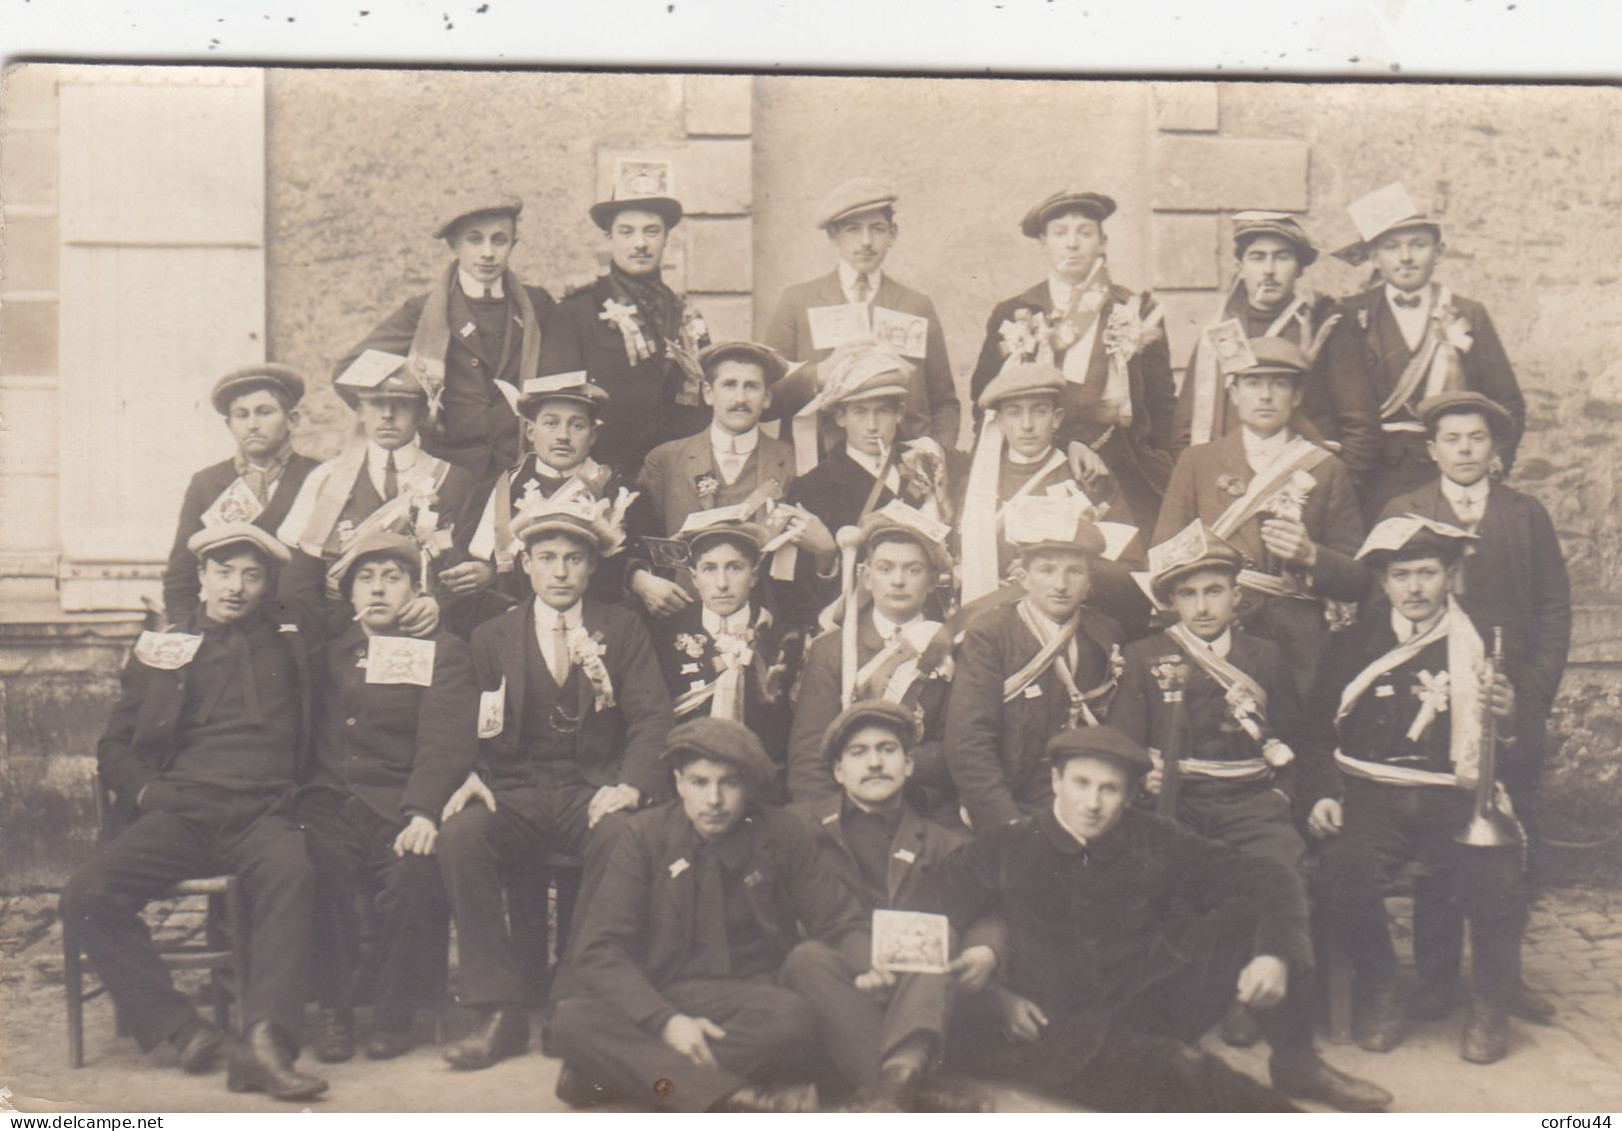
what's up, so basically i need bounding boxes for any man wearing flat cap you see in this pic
[293,530,479,1064]
[1300,516,1527,1065]
[1155,336,1368,698]
[335,194,555,482]
[762,177,961,454]
[434,496,674,1070]
[1318,182,1525,519]
[62,525,332,1101]
[928,726,1391,1112]
[969,190,1177,531]
[540,170,713,476]
[550,717,869,1113]
[1172,212,1374,471]
[163,364,319,625]
[945,496,1127,833]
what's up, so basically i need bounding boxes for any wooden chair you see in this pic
[505,852,583,1005]
[1315,859,1434,1044]
[62,780,250,1067]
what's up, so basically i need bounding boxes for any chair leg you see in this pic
[1326,930,1356,1044]
[224,881,250,1034]
[62,908,85,1069]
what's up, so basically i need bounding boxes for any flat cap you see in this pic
[187,522,291,566]
[512,499,616,554]
[699,340,791,386]
[1227,336,1311,381]
[1416,389,1515,439]
[977,359,1066,412]
[1004,495,1107,559]
[334,350,427,409]
[339,530,422,598]
[676,517,770,561]
[1047,725,1153,775]
[818,346,912,412]
[1356,513,1477,567]
[858,500,954,575]
[1020,190,1117,239]
[661,716,776,788]
[515,372,611,420]
[211,364,305,415]
[1147,519,1244,605]
[433,193,523,241]
[821,699,919,765]
[1231,211,1318,267]
[816,177,899,230]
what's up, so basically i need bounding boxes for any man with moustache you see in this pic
[335,195,554,481]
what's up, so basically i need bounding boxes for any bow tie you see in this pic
[1392,293,1424,310]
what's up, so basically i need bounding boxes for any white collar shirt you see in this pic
[844,443,902,493]
[366,438,421,499]
[1440,476,1490,530]
[701,607,753,637]
[1052,798,1090,847]
[838,262,883,306]
[1385,282,1433,352]
[459,268,506,301]
[710,424,760,486]
[1240,425,1293,475]
[533,600,584,684]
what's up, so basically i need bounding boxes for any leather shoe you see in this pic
[364,1024,416,1061]
[1219,1001,1263,1047]
[1509,982,1557,1025]
[311,1007,354,1064]
[1270,1052,1394,1112]
[842,1063,921,1112]
[227,1021,329,1101]
[555,1063,614,1108]
[1461,996,1511,1064]
[716,1082,820,1113]
[1353,981,1406,1053]
[443,1008,529,1071]
[1409,980,1457,1021]
[171,1018,224,1074]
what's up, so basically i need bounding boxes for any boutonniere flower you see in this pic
[712,630,756,670]
[1437,306,1474,352]
[1107,643,1126,686]
[1216,473,1247,498]
[1103,301,1164,362]
[1262,468,1317,524]
[695,473,720,504]
[1357,308,1371,331]
[1407,669,1451,741]
[1223,685,1266,742]
[568,628,616,710]
[675,633,708,659]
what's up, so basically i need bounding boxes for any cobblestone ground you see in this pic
[2,887,1619,1114]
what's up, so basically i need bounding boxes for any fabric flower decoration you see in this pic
[675,633,708,660]
[568,628,616,711]
[1216,473,1247,498]
[695,473,720,504]
[1407,669,1451,741]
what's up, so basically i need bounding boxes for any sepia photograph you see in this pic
[1,43,1619,1118]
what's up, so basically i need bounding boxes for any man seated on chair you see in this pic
[653,516,796,800]
[1302,515,1527,1065]
[294,531,478,1065]
[434,495,675,1070]
[785,505,955,816]
[928,726,1391,1112]
[550,717,869,1113]
[945,496,1125,833]
[786,700,1003,1111]
[61,524,328,1101]
[1107,519,1305,1048]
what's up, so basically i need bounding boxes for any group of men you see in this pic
[60,168,1571,1113]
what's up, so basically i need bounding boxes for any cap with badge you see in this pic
[976,359,1067,413]
[1356,513,1477,568]
[821,699,919,765]
[816,177,899,230]
[1415,389,1515,440]
[433,193,523,241]
[1231,211,1318,267]
[1047,724,1153,775]
[698,340,790,386]
[515,372,611,420]
[1146,519,1245,605]
[334,350,428,409]
[1333,182,1443,266]
[1003,494,1108,559]
[211,363,305,415]
[510,493,635,558]
[661,716,776,789]
[339,530,423,598]
[1020,190,1117,239]
[590,158,683,232]
[187,521,292,566]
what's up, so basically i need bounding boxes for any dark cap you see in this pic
[1416,390,1515,441]
[698,340,790,386]
[661,717,776,789]
[515,372,611,420]
[187,522,292,566]
[1046,725,1153,776]
[1231,211,1318,267]
[1228,336,1311,381]
[821,700,919,765]
[1020,190,1117,239]
[339,531,422,599]
[210,364,305,415]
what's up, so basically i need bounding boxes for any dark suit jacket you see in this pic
[336,280,556,481]
[638,427,797,537]
[469,598,675,800]
[96,601,322,825]
[163,454,319,623]
[309,626,479,824]
[763,270,961,450]
[555,800,870,1031]
[540,276,708,475]
[946,601,1123,831]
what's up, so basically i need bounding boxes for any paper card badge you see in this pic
[871,498,951,548]
[336,349,408,392]
[644,537,693,572]
[1148,518,1217,580]
[1002,495,1084,547]
[200,477,265,529]
[1096,521,1140,563]
[871,909,951,975]
[477,678,506,739]
[134,631,204,671]
[1346,182,1423,243]
[614,157,674,199]
[364,635,436,687]
[807,303,876,351]
[1206,318,1259,376]
[872,306,930,360]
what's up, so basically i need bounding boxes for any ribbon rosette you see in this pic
[712,630,756,672]
[1224,685,1266,743]
[599,298,655,366]
[1407,669,1451,741]
[568,628,616,711]
[1216,473,1247,499]
[1437,304,1475,353]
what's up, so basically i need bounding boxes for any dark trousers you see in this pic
[551,976,819,1112]
[61,784,313,1050]
[951,897,1310,1112]
[1322,781,1525,1003]
[778,939,951,1091]
[1176,781,1306,874]
[295,788,448,1022]
[436,774,631,1008]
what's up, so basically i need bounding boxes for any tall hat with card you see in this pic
[1332,182,1444,267]
[1141,519,1245,608]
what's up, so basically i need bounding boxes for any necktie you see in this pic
[695,848,732,976]
[551,619,572,686]
[383,452,398,500]
[1453,493,1481,530]
[1393,293,1423,310]
[853,273,871,304]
